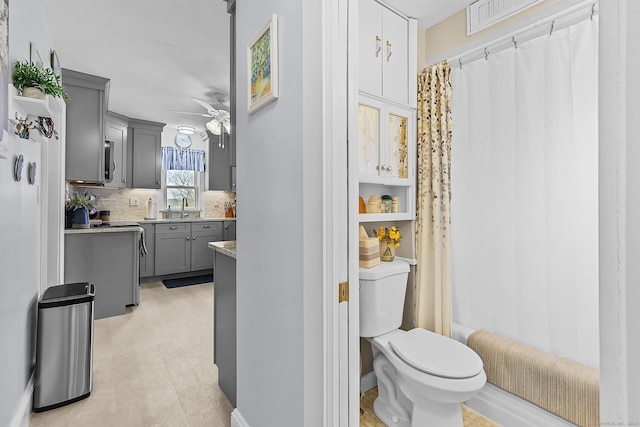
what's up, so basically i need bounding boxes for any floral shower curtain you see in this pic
[415,61,453,338]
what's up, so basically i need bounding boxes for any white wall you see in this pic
[235,0,325,426]
[598,0,640,422]
[1,0,56,425]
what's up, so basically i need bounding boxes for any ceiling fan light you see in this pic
[206,119,221,135]
[177,125,195,135]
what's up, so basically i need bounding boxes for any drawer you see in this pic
[191,221,222,233]
[155,223,190,234]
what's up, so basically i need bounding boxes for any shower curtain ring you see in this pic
[484,48,489,60]
[591,3,596,20]
[459,58,462,69]
[550,20,555,36]
[512,36,518,49]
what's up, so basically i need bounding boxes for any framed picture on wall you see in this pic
[50,49,61,79]
[247,14,278,114]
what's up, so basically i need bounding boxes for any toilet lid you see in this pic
[389,328,484,379]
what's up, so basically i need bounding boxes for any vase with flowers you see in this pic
[375,225,401,262]
[65,190,100,229]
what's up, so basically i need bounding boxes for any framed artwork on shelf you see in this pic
[50,49,61,79]
[30,41,43,67]
[247,14,278,114]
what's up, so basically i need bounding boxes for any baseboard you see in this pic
[360,371,377,394]
[11,373,34,427]
[231,408,250,427]
[465,383,576,427]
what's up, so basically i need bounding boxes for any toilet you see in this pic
[360,259,486,427]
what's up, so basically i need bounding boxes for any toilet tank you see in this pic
[359,259,410,338]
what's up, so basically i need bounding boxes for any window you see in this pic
[165,170,197,210]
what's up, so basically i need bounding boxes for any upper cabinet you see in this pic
[128,119,165,189]
[62,69,110,183]
[358,0,416,107]
[208,131,235,192]
[104,111,129,188]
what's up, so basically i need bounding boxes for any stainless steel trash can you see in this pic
[33,282,95,412]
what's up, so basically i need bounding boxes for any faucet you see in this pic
[182,197,188,218]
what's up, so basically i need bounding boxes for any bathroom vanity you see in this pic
[209,240,237,407]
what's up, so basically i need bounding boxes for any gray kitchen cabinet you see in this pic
[154,221,223,276]
[191,222,223,271]
[62,69,110,183]
[223,221,236,240]
[139,223,155,277]
[104,111,129,188]
[213,247,236,406]
[128,119,165,189]
[155,223,191,275]
[65,229,140,319]
[208,130,235,191]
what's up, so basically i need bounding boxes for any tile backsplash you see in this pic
[66,184,235,221]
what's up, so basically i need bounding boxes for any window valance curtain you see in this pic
[161,147,206,172]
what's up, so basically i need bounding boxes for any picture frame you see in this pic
[30,41,42,67]
[50,49,61,79]
[247,14,278,114]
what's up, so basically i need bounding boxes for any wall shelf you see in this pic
[13,95,54,118]
[358,213,414,222]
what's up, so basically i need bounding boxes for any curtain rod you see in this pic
[444,0,598,69]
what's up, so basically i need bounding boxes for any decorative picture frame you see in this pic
[50,49,61,79]
[247,14,278,114]
[30,41,42,67]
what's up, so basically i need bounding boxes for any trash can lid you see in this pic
[40,282,95,308]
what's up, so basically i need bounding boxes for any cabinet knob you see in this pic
[375,35,382,57]
[156,180,161,184]
[169,226,177,230]
[386,40,392,62]
[203,225,210,228]
[386,165,393,172]
[187,237,191,241]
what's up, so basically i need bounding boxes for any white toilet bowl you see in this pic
[368,328,486,427]
[359,260,486,426]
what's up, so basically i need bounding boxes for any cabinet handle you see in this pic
[169,226,178,230]
[203,225,210,228]
[375,35,382,57]
[156,180,161,185]
[187,237,191,241]
[386,40,392,62]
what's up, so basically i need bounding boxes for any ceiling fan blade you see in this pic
[192,97,219,115]
[166,110,212,117]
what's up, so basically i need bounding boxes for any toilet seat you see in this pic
[389,328,484,379]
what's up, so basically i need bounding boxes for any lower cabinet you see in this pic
[153,221,223,276]
[139,224,155,278]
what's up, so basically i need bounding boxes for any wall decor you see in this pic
[30,41,43,67]
[50,49,60,79]
[0,0,8,144]
[27,161,36,185]
[14,113,32,139]
[13,154,23,181]
[247,14,278,114]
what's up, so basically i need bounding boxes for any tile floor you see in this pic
[30,281,233,427]
[360,387,501,427]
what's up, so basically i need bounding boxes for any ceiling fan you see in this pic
[168,94,231,137]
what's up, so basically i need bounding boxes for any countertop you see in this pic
[209,241,237,259]
[139,217,236,224]
[65,225,143,235]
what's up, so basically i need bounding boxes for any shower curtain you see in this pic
[415,62,453,338]
[450,16,599,367]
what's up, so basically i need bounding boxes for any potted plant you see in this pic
[12,60,69,100]
[66,190,99,229]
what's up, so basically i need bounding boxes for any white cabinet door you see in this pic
[382,7,409,105]
[386,111,409,180]
[358,0,409,105]
[358,0,383,98]
[358,103,381,180]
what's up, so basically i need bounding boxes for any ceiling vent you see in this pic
[467,0,545,35]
